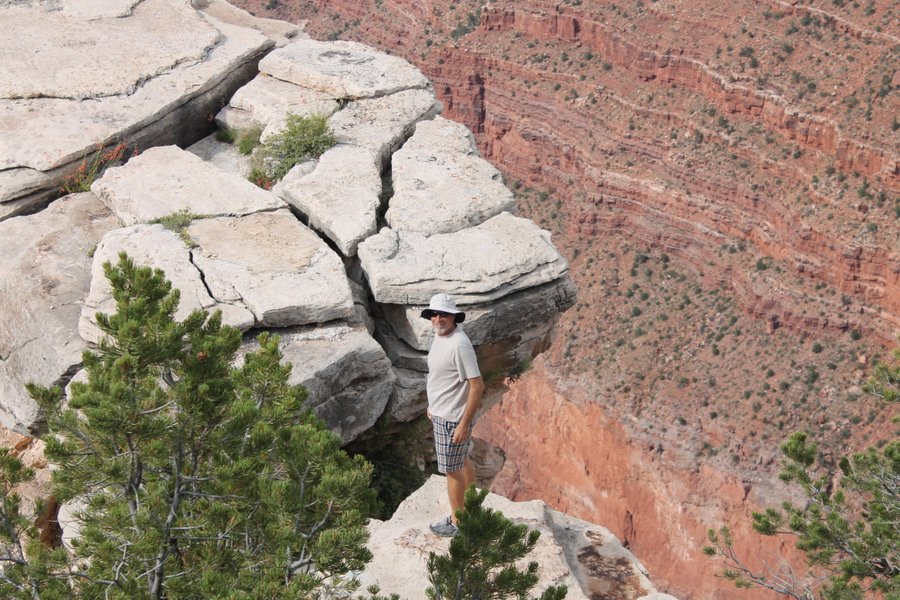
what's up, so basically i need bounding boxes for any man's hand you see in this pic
[452,420,470,444]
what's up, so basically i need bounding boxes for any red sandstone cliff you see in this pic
[237,1,898,597]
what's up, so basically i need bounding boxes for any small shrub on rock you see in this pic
[255,113,336,183]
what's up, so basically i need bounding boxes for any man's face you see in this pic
[431,312,456,336]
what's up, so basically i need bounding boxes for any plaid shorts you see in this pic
[432,414,474,474]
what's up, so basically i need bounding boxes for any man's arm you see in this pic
[452,376,484,443]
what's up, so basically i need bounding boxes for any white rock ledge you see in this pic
[358,212,570,305]
[259,39,431,100]
[361,476,679,600]
[91,145,286,226]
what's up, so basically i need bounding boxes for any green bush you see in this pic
[260,113,336,182]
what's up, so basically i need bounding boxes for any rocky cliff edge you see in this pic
[0,0,575,438]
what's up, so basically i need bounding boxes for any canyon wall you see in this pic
[238,1,899,598]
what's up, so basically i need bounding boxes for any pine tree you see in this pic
[426,486,568,600]
[6,252,375,599]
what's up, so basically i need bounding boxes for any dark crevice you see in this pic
[375,159,393,231]
[187,247,218,304]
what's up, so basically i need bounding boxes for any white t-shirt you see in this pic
[426,327,481,422]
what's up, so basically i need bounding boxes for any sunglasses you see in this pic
[431,311,453,318]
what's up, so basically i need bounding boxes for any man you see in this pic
[421,293,485,537]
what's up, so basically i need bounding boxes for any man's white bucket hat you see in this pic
[420,293,466,323]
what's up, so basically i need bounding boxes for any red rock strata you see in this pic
[173,1,900,597]
[475,361,819,599]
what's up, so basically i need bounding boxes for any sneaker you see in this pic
[429,516,458,537]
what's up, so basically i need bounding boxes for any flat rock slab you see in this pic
[277,145,381,257]
[358,212,570,305]
[329,89,441,168]
[91,145,285,225]
[0,1,218,101]
[386,117,514,234]
[188,210,355,327]
[79,224,256,344]
[0,0,275,207]
[361,475,676,600]
[241,324,394,444]
[259,39,430,100]
[216,74,340,141]
[0,193,119,433]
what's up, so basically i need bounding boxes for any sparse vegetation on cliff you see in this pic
[252,113,336,184]
[60,141,134,195]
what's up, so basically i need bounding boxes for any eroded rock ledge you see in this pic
[361,475,677,600]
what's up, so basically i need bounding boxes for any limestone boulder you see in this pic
[215,74,340,142]
[0,0,281,215]
[277,145,382,257]
[386,367,427,422]
[188,210,355,327]
[258,39,430,100]
[358,212,570,305]
[386,117,515,234]
[329,89,441,168]
[78,224,256,344]
[91,146,286,225]
[360,475,678,600]
[238,324,393,444]
[0,193,119,433]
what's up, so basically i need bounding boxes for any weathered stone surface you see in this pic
[0,168,51,207]
[361,475,677,600]
[1,1,218,101]
[358,212,570,305]
[258,39,430,100]
[198,0,302,48]
[386,366,426,422]
[0,0,275,208]
[186,134,252,178]
[373,328,427,373]
[79,224,256,344]
[91,145,285,225]
[329,89,441,168]
[188,210,355,327]
[244,323,394,443]
[386,116,514,234]
[0,193,119,433]
[215,74,340,142]
[277,145,381,257]
[469,438,507,486]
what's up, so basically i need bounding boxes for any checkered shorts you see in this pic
[432,414,474,474]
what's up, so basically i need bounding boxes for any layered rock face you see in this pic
[236,1,899,598]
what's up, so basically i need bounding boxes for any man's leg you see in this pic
[446,458,475,524]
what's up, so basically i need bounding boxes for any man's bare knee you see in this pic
[446,468,466,481]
